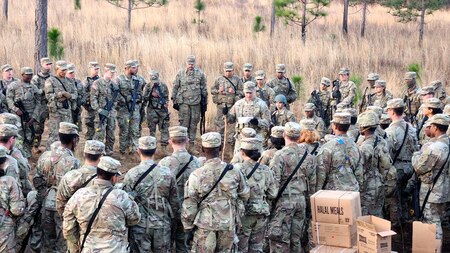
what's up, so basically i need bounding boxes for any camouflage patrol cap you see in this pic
[331,113,351,125]
[186,55,196,64]
[0,113,21,127]
[40,57,52,65]
[138,136,157,150]
[271,126,285,138]
[84,140,105,155]
[240,138,262,150]
[276,64,286,73]
[1,64,12,72]
[357,111,379,128]
[21,67,33,75]
[241,127,257,138]
[243,63,253,71]
[367,73,379,81]
[0,124,19,137]
[55,60,68,70]
[321,77,331,87]
[444,104,450,116]
[255,70,265,80]
[243,81,256,92]
[274,94,287,104]
[0,146,6,158]
[104,63,116,73]
[303,103,316,112]
[149,70,159,80]
[343,108,357,118]
[386,98,405,109]
[374,79,386,87]
[59,122,79,135]
[404,72,417,80]
[285,122,301,138]
[133,60,140,67]
[98,156,121,175]
[125,60,137,68]
[429,80,442,89]
[380,114,392,125]
[419,86,435,96]
[300,119,316,131]
[335,103,348,113]
[66,64,75,74]
[169,126,188,138]
[428,114,450,126]
[338,68,350,75]
[89,61,100,69]
[422,98,442,109]
[201,132,221,148]
[224,62,234,71]
[366,106,383,118]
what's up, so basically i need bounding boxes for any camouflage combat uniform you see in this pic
[31,70,51,147]
[266,78,297,109]
[305,114,326,138]
[336,80,357,107]
[83,75,100,140]
[69,77,85,131]
[401,86,421,126]
[255,83,275,109]
[372,90,393,109]
[8,146,33,198]
[271,108,296,126]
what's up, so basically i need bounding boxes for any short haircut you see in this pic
[433,123,449,133]
[241,149,261,162]
[430,108,443,115]
[171,136,187,145]
[139,148,156,157]
[270,137,285,150]
[85,153,102,162]
[202,146,220,157]
[96,167,115,180]
[59,133,78,145]
[333,123,350,132]
[392,107,404,116]
[0,136,12,144]
[380,123,390,130]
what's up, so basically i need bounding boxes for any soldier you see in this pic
[6,67,41,157]
[309,77,332,128]
[0,124,21,190]
[182,132,250,253]
[172,55,208,153]
[316,113,364,191]
[63,156,141,253]
[34,122,81,252]
[230,128,258,163]
[66,64,85,131]
[83,61,101,140]
[123,136,179,252]
[429,80,450,106]
[158,126,201,253]
[31,57,53,149]
[44,60,76,150]
[260,126,285,166]
[241,63,256,84]
[380,113,392,130]
[56,140,105,216]
[372,80,393,109]
[417,98,442,146]
[234,138,278,253]
[271,94,296,127]
[0,146,25,253]
[412,114,450,240]
[358,73,379,112]
[115,60,143,154]
[266,64,297,109]
[0,64,18,96]
[401,71,421,127]
[298,119,321,155]
[0,112,25,154]
[267,122,315,252]
[303,103,326,138]
[333,68,356,108]
[344,108,359,142]
[133,60,148,135]
[143,70,170,153]
[254,70,275,109]
[91,63,119,156]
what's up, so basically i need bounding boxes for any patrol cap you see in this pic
[404,71,417,80]
[40,57,52,65]
[380,114,392,125]
[255,70,265,80]
[125,60,137,68]
[186,55,196,64]
[240,138,262,150]
[303,103,316,112]
[357,111,379,128]
[276,64,286,73]
[0,113,21,127]
[84,140,105,155]
[201,132,221,148]
[271,126,284,138]
[429,80,442,89]
[224,62,234,71]
[1,64,12,72]
[300,119,316,131]
[444,104,450,116]
[133,60,140,67]
[89,61,100,69]
[21,67,33,75]
[321,77,331,87]
[97,156,121,175]
[335,103,348,113]
[428,114,450,126]
[338,68,350,75]
[284,122,301,138]
[343,108,357,118]
[241,127,257,138]
[331,112,351,124]
[374,79,386,87]
[386,98,405,109]
[55,60,68,70]
[149,70,159,80]
[104,63,116,73]
[138,136,157,150]
[0,124,19,137]
[274,94,287,104]
[0,146,6,158]
[66,64,75,74]
[58,122,79,135]
[243,63,253,71]
[367,73,379,81]
[169,126,188,138]
[366,106,383,118]
[422,98,442,109]
[419,86,435,96]
[243,81,256,92]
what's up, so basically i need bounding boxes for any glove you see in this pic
[222,106,229,115]
[62,91,72,99]
[249,117,258,126]
[173,103,180,111]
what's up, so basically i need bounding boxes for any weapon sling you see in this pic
[222,76,238,93]
[392,123,409,164]
[176,155,194,180]
[132,164,157,190]
[80,174,97,188]
[246,162,260,180]
[199,164,233,204]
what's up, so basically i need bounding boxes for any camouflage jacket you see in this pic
[260,148,278,166]
[0,78,19,96]
[211,75,244,107]
[83,75,100,111]
[347,124,360,143]
[69,78,85,109]
[256,84,275,109]
[316,134,363,192]
[266,77,297,104]
[182,157,250,230]
[172,68,208,106]
[372,90,393,108]
[143,81,169,110]
[306,115,327,138]
[123,159,180,229]
[63,179,141,253]
[44,76,76,114]
[0,175,25,230]
[9,147,32,197]
[6,81,41,120]
[115,74,143,113]
[4,155,20,187]
[385,119,418,165]
[401,86,421,122]
[272,108,296,127]
[227,97,271,134]
[31,71,51,106]
[90,78,119,118]
[240,75,256,84]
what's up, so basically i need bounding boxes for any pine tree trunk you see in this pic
[35,0,48,73]
[343,0,349,35]
[418,0,425,47]
[127,0,132,30]
[270,0,275,38]
[360,1,367,37]
[3,0,8,20]
[301,0,307,44]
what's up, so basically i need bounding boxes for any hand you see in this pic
[151,91,160,98]
[173,103,180,111]
[219,86,224,92]
[16,109,23,116]
[222,106,229,115]
[62,91,72,99]
[228,87,235,94]
[249,117,258,126]
[27,118,36,125]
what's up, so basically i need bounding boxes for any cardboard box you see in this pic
[356,215,397,253]
[412,221,442,253]
[311,190,362,225]
[310,245,357,253]
[311,221,357,248]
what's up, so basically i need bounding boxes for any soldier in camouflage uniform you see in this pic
[56,140,105,216]
[233,138,278,253]
[31,57,53,149]
[303,103,326,138]
[334,68,357,108]
[267,122,315,253]
[266,64,297,109]
[0,124,21,189]
[0,146,25,253]
[34,122,81,252]
[44,61,77,150]
[0,64,18,97]
[412,114,450,240]
[0,112,26,156]
[63,156,141,253]
[123,136,179,253]
[358,73,379,112]
[241,63,256,84]
[182,132,250,253]
[254,70,275,109]
[316,113,364,191]
[91,64,119,156]
[66,64,85,131]
[271,94,296,127]
[401,72,421,127]
[143,70,170,152]
[6,67,41,157]
[230,128,258,163]
[344,107,359,142]
[82,61,100,140]
[133,60,148,135]
[371,80,393,109]
[308,77,332,128]
[298,119,321,155]
[115,60,143,154]
[417,98,442,147]
[158,126,201,253]
[429,80,450,107]
[260,126,285,166]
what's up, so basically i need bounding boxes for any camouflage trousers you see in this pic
[72,108,83,132]
[422,202,447,240]
[214,105,236,146]
[267,195,306,253]
[35,104,48,148]
[93,114,116,155]
[147,107,170,146]
[84,109,96,140]
[117,106,141,154]
[46,111,72,150]
[41,209,66,253]
[178,104,200,146]
[0,222,16,253]
[361,183,385,217]
[238,214,267,253]
[131,225,171,253]
[191,228,235,253]
[173,219,191,253]
[20,121,37,158]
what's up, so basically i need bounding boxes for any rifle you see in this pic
[310,90,324,119]
[403,95,418,126]
[332,79,341,106]
[411,173,421,220]
[129,79,140,113]
[97,85,120,130]
[200,95,207,135]
[271,111,277,126]
[359,87,369,113]
[14,100,35,144]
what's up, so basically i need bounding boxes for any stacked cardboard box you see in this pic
[356,215,397,253]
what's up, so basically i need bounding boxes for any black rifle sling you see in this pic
[392,123,409,164]
[176,155,194,180]
[80,187,114,252]
[80,174,97,188]
[222,76,238,93]
[199,164,233,204]
[55,77,69,92]
[133,164,157,191]
[246,162,260,180]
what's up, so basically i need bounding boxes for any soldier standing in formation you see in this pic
[0,64,18,95]
[66,64,85,130]
[271,94,296,126]
[83,61,100,140]
[267,64,297,109]
[302,103,326,138]
[372,79,393,108]
[335,68,356,107]
[254,70,275,109]
[402,71,421,126]
[358,72,379,112]
[241,63,256,84]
